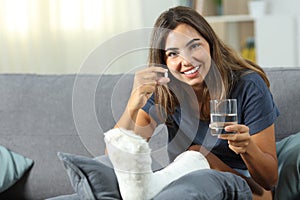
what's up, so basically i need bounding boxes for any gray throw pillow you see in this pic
[46,193,80,200]
[57,152,121,200]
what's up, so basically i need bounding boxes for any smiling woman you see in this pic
[109,5,280,200]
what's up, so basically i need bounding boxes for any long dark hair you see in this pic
[148,6,269,121]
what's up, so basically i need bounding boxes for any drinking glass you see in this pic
[210,99,237,136]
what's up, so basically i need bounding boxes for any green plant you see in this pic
[213,0,222,6]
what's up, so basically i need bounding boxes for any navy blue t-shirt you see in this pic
[142,71,279,170]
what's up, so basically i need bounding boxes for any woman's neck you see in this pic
[192,84,204,102]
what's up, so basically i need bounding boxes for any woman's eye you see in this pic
[190,43,200,49]
[167,52,178,57]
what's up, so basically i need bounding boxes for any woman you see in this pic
[114,6,278,199]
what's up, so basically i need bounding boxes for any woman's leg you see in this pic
[274,133,300,200]
[153,169,252,200]
[104,128,211,200]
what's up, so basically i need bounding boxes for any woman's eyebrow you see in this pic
[165,38,201,51]
[185,38,200,47]
[165,47,178,52]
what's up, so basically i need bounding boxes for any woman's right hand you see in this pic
[127,67,170,111]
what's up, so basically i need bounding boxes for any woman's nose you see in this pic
[179,53,193,66]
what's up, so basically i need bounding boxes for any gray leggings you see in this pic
[99,156,252,200]
[154,132,300,200]
[152,169,251,200]
[154,133,300,200]
[274,132,300,200]
[100,131,300,200]
[48,133,300,200]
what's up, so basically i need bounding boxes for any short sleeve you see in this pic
[232,73,280,135]
[141,94,162,124]
[142,94,155,113]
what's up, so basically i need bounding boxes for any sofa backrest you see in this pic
[265,68,300,140]
[0,67,299,154]
[1,68,297,199]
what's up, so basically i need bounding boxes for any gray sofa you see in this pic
[0,67,299,200]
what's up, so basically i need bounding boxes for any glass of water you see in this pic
[210,99,237,136]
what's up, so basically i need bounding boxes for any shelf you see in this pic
[204,15,255,53]
[195,0,256,61]
[205,15,254,23]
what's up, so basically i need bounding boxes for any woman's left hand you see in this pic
[218,124,252,154]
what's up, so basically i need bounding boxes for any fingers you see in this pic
[218,124,249,140]
[157,77,170,85]
[137,66,167,78]
[228,139,250,154]
[143,67,170,85]
[155,67,169,84]
[129,67,170,110]
[134,67,170,90]
[218,124,251,154]
[225,124,249,134]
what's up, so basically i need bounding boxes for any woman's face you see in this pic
[164,23,211,90]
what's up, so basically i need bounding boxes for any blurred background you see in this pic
[0,0,299,74]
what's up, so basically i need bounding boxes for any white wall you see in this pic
[255,15,298,67]
[1,0,299,74]
[0,0,145,74]
[266,0,300,16]
[0,0,179,74]
[259,0,300,67]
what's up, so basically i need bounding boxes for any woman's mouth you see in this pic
[182,66,200,75]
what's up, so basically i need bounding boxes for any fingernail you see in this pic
[225,126,231,131]
[164,71,168,78]
[158,79,168,85]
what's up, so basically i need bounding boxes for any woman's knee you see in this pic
[154,169,251,200]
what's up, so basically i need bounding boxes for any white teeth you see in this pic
[183,66,200,75]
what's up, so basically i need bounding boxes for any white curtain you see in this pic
[0,0,142,74]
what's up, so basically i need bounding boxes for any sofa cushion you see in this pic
[57,152,121,200]
[0,145,34,193]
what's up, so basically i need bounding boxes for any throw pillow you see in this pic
[45,193,80,200]
[0,145,34,193]
[57,152,121,200]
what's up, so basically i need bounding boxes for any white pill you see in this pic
[164,71,168,78]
